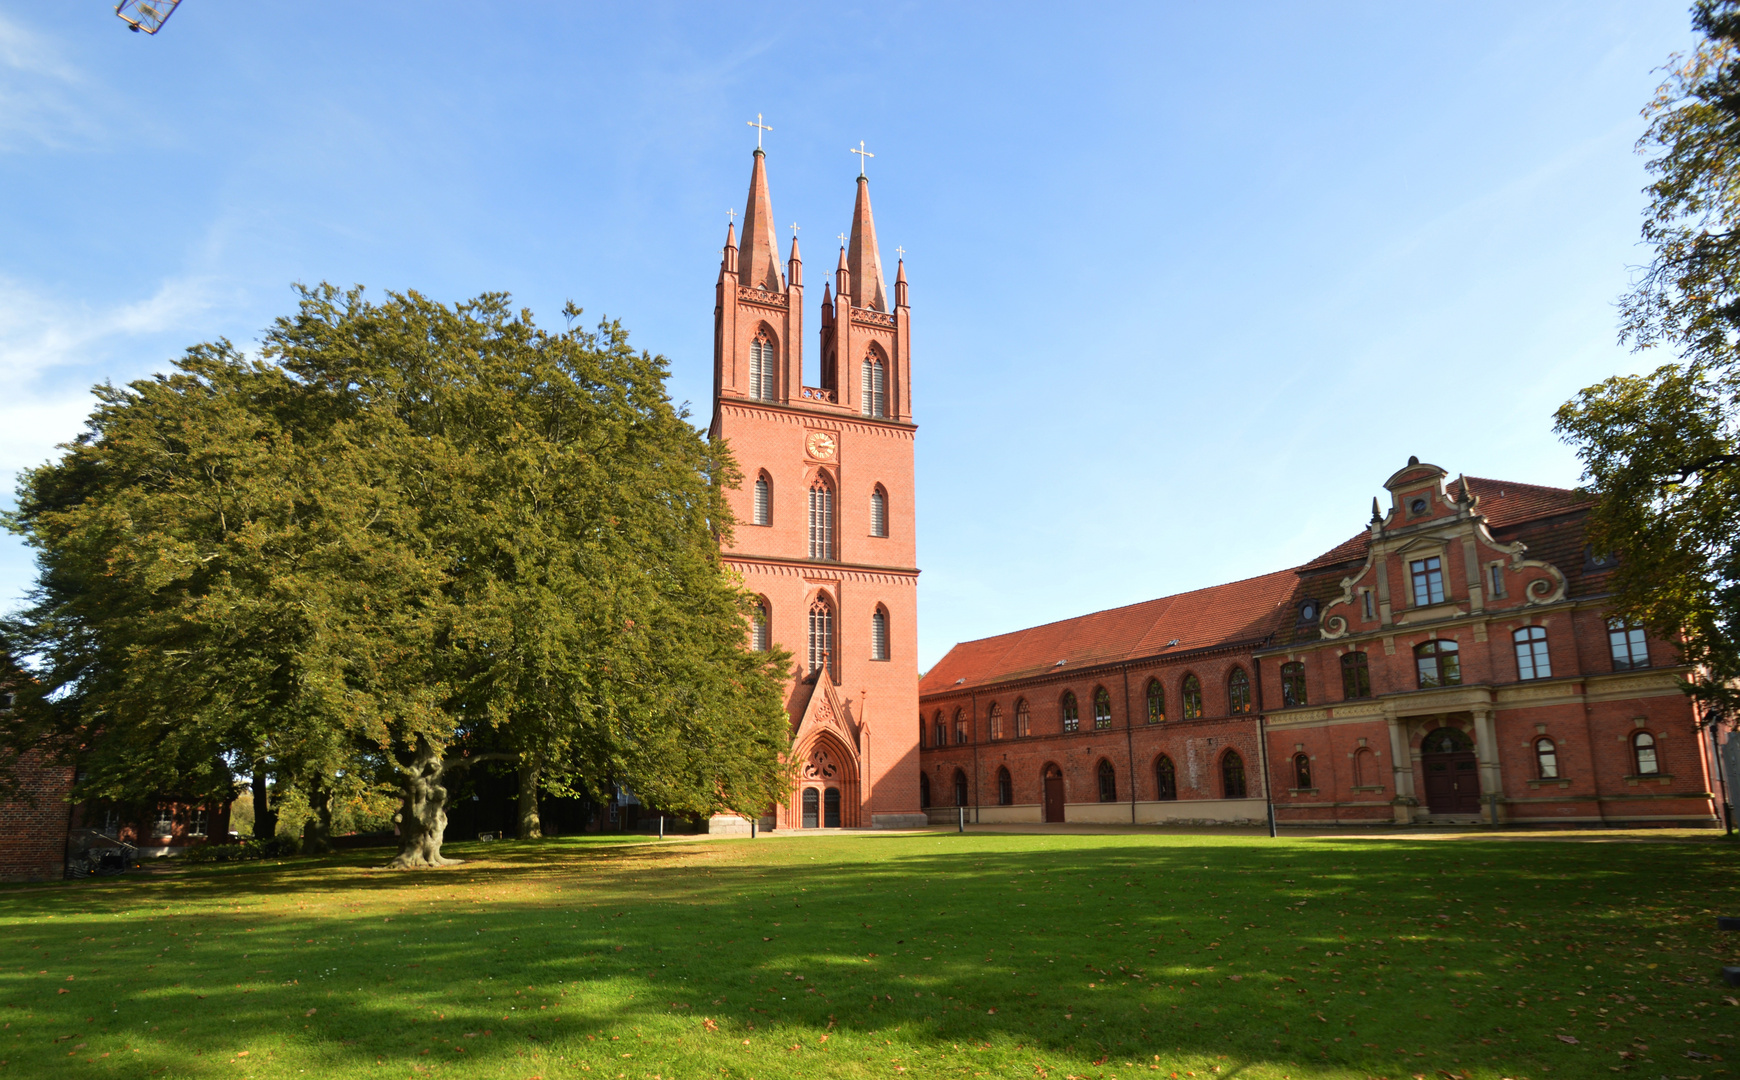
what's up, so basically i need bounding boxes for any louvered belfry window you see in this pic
[751,599,771,652]
[753,476,771,526]
[870,488,888,537]
[749,335,776,401]
[808,475,834,560]
[808,595,834,679]
[871,608,889,661]
[861,357,886,418]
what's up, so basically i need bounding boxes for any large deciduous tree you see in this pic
[1555,0,1740,718]
[3,286,793,868]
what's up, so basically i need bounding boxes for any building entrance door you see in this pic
[1420,726,1482,814]
[1042,766,1065,823]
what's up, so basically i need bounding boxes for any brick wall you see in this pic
[0,748,73,881]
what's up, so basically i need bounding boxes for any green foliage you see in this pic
[1556,1,1740,716]
[2,285,792,858]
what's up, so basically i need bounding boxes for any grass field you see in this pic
[3,829,1738,1080]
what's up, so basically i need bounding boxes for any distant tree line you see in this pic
[1,286,793,867]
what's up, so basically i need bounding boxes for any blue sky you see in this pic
[0,2,1699,671]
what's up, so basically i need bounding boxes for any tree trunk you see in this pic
[251,770,277,840]
[301,776,334,855]
[389,737,461,869]
[517,758,542,839]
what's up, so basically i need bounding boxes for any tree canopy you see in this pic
[1556,0,1740,718]
[2,286,793,866]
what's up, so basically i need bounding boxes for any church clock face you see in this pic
[805,431,838,460]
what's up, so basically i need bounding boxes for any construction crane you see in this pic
[114,0,181,35]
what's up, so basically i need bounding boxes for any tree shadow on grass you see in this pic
[1,832,1733,1078]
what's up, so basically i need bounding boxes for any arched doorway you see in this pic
[1421,724,1481,814]
[1042,763,1066,823]
[795,732,859,828]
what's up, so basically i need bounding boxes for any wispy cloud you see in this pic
[0,11,107,152]
[0,274,222,481]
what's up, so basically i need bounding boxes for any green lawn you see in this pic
[3,829,1737,1080]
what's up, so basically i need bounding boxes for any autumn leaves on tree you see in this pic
[1,286,793,867]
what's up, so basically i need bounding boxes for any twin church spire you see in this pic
[713,142,910,425]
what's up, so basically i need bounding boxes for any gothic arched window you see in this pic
[808,594,834,679]
[1221,750,1248,799]
[997,766,1013,806]
[751,597,771,652]
[953,709,968,745]
[1182,675,1203,719]
[1097,760,1118,803]
[808,474,835,560]
[1060,691,1080,733]
[1015,698,1031,738]
[918,771,931,808]
[1155,755,1177,801]
[1228,667,1252,714]
[753,473,772,526]
[801,788,819,828]
[1280,662,1307,708]
[1292,753,1313,790]
[861,355,886,418]
[1146,678,1165,723]
[988,703,1004,741]
[1351,747,1374,787]
[871,606,889,661]
[870,485,888,537]
[1093,687,1113,730]
[933,711,946,749]
[749,333,776,401]
[953,768,969,807]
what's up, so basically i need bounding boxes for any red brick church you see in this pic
[710,146,926,831]
[917,459,1715,828]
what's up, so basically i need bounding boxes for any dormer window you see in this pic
[1410,556,1445,607]
[1299,600,1318,624]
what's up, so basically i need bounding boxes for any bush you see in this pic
[185,836,300,863]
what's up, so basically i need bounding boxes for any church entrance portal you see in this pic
[802,788,819,828]
[1043,764,1065,823]
[1421,725,1481,815]
[796,735,858,828]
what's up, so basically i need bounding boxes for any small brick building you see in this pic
[919,458,1714,829]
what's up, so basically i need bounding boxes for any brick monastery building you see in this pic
[919,463,1715,828]
[713,145,1714,832]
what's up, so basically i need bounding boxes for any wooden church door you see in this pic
[1043,766,1065,823]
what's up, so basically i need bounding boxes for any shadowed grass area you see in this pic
[2,830,1738,1079]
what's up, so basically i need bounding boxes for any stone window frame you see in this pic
[1534,737,1559,780]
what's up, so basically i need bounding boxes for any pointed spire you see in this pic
[894,257,908,309]
[722,220,738,274]
[835,240,850,298]
[738,150,785,292]
[787,234,802,288]
[1370,497,1383,524]
[845,175,887,311]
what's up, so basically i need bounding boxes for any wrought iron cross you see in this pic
[850,140,874,176]
[746,113,772,149]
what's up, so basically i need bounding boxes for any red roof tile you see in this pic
[919,569,1299,696]
[1299,476,1591,571]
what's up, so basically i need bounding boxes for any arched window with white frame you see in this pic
[808,473,834,561]
[808,593,834,680]
[861,353,887,418]
[753,472,772,526]
[749,332,777,401]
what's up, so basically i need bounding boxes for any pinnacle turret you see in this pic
[738,150,785,293]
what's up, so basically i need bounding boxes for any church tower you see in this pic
[711,146,925,830]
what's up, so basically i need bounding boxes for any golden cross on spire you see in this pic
[850,140,874,176]
[746,113,772,149]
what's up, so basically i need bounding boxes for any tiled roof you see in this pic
[1299,477,1591,572]
[918,569,1299,697]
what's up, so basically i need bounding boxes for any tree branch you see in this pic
[1663,452,1740,486]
